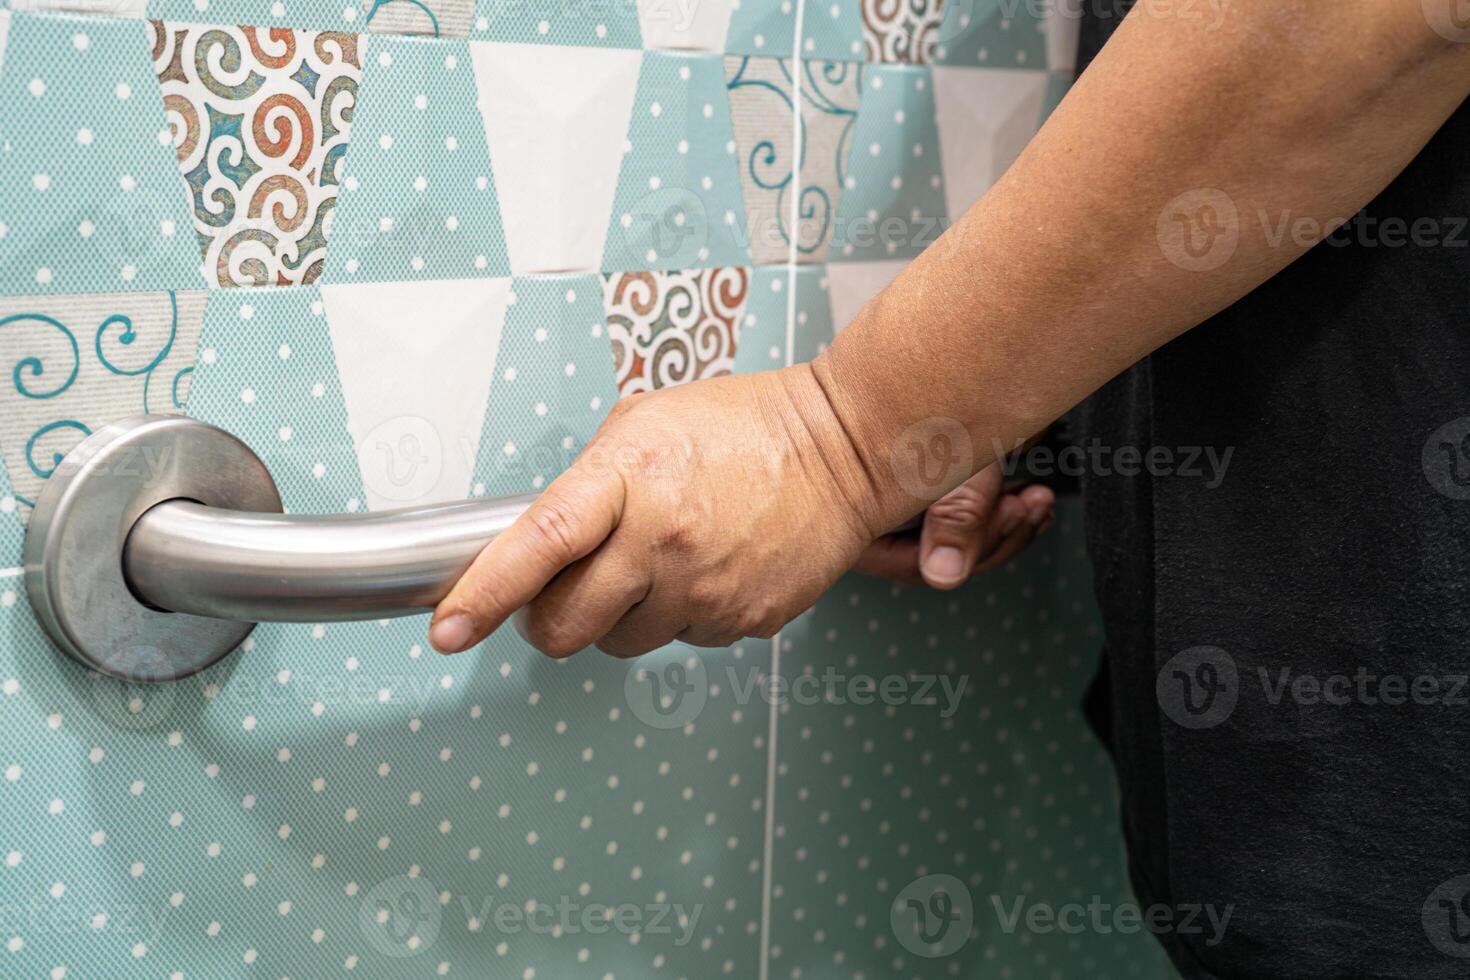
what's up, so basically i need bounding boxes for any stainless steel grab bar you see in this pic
[125,494,536,623]
[24,415,534,682]
[27,414,926,684]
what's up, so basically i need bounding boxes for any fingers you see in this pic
[853,532,924,586]
[918,465,1005,590]
[975,485,1056,573]
[595,589,688,659]
[513,547,651,659]
[430,465,626,653]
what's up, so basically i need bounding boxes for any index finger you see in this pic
[429,465,626,652]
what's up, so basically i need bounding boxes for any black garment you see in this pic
[1073,7,1470,979]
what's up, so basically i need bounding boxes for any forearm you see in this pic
[811,0,1470,531]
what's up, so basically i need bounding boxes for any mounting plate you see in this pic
[23,415,283,682]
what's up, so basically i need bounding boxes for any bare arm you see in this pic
[429,0,1470,656]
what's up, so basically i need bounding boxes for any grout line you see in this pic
[0,567,21,580]
[759,4,809,978]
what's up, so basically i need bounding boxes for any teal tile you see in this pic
[186,286,365,514]
[328,36,511,282]
[799,0,865,62]
[469,274,619,497]
[603,52,750,273]
[470,0,641,47]
[769,500,1168,977]
[831,64,948,262]
[0,456,20,568]
[0,12,201,295]
[934,0,1049,69]
[725,0,792,58]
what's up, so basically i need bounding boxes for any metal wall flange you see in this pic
[23,415,283,682]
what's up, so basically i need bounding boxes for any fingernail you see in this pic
[923,546,967,583]
[430,614,475,654]
[998,513,1022,537]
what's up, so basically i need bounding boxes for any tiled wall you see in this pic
[0,0,1169,977]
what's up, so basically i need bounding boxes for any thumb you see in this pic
[430,464,626,652]
[918,463,1004,589]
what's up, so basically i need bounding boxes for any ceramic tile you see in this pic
[933,0,1048,69]
[932,65,1047,218]
[799,0,864,62]
[326,36,510,282]
[470,0,642,48]
[603,52,749,272]
[469,41,641,274]
[0,12,202,296]
[730,263,833,375]
[152,22,364,288]
[364,0,474,38]
[724,0,792,58]
[0,289,206,513]
[830,64,947,262]
[602,266,749,395]
[768,503,1166,976]
[725,56,858,265]
[0,459,20,568]
[0,577,769,978]
[186,285,365,513]
[321,276,510,509]
[469,274,621,497]
[637,0,733,52]
[863,0,945,64]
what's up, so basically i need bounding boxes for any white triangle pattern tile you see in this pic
[637,0,736,52]
[826,259,908,335]
[932,66,1048,220]
[470,43,642,275]
[0,11,10,77]
[321,278,511,510]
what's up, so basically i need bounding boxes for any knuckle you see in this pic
[527,499,583,562]
[518,609,585,658]
[926,487,988,530]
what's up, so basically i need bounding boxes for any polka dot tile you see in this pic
[830,64,949,263]
[468,274,620,498]
[143,0,333,28]
[730,263,833,376]
[769,499,1170,978]
[934,0,1049,70]
[185,286,366,514]
[725,0,794,59]
[327,36,511,283]
[0,456,21,568]
[0,11,201,295]
[799,0,865,63]
[602,52,751,273]
[470,0,641,48]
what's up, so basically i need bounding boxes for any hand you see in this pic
[854,462,1055,590]
[428,365,887,657]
